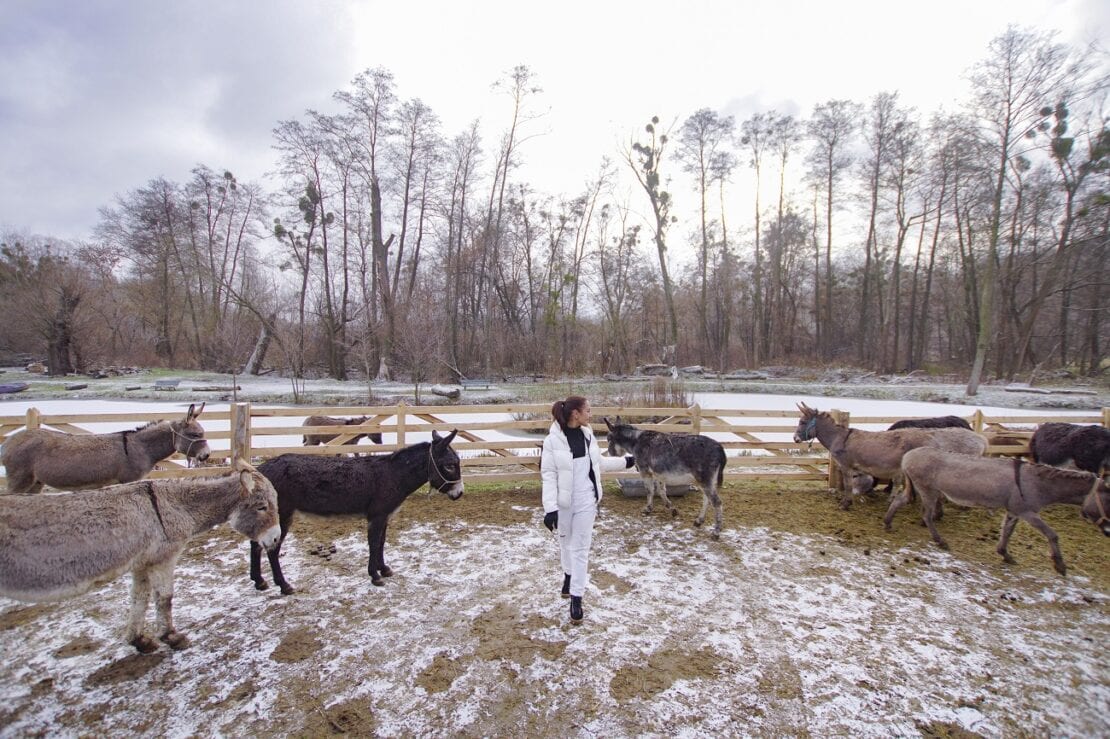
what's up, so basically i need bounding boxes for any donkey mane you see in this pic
[387,441,430,463]
[1026,461,1099,482]
[134,420,168,432]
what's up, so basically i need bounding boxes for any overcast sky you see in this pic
[0,0,1105,242]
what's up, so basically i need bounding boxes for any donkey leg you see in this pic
[996,513,1020,565]
[882,483,914,531]
[694,487,709,528]
[366,517,387,586]
[376,516,393,577]
[642,475,656,515]
[655,481,678,518]
[250,540,269,590]
[267,516,296,595]
[150,562,188,650]
[919,491,949,549]
[267,529,295,595]
[1021,514,1067,576]
[127,569,158,653]
[695,482,724,539]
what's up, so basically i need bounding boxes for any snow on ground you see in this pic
[0,495,1106,737]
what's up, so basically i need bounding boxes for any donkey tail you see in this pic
[716,445,726,487]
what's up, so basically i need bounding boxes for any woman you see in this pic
[541,395,634,624]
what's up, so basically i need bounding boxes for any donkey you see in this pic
[887,415,972,432]
[251,430,464,594]
[604,417,728,539]
[897,447,1110,576]
[302,415,384,450]
[792,402,987,510]
[858,415,975,493]
[1030,422,1110,476]
[0,460,280,652]
[2,403,210,495]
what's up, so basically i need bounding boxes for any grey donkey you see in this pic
[605,417,728,539]
[2,402,210,494]
[0,460,280,652]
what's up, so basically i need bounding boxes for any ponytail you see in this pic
[551,395,588,431]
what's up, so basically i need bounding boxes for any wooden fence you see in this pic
[1,403,1106,489]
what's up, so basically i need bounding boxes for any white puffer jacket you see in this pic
[541,421,628,512]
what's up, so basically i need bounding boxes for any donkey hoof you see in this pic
[839,499,853,510]
[379,565,394,578]
[279,584,296,596]
[131,635,159,654]
[162,632,189,650]
[670,509,679,518]
[711,530,720,541]
[641,507,653,516]
[253,580,270,591]
[693,517,704,527]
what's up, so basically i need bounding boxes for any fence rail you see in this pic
[1,403,1106,488]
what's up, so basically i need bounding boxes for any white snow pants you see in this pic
[559,457,598,598]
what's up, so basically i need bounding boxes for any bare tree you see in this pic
[679,108,736,363]
[805,99,861,358]
[624,116,680,350]
[964,26,1086,394]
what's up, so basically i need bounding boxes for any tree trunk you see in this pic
[244,312,277,375]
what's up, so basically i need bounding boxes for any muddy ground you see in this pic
[1,480,1107,737]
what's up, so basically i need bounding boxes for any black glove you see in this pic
[625,455,636,468]
[543,511,558,531]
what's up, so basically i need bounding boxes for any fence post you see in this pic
[829,409,849,492]
[1103,407,1109,430]
[396,400,407,447]
[691,403,702,435]
[25,407,40,431]
[231,402,251,463]
[972,408,984,432]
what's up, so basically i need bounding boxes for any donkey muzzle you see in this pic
[257,524,281,551]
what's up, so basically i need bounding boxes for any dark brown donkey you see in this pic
[251,430,464,594]
[792,402,987,509]
[302,415,384,450]
[897,447,1110,576]
[2,403,209,495]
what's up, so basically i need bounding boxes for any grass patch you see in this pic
[401,479,1110,592]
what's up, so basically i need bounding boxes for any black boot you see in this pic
[561,573,571,598]
[569,595,583,624]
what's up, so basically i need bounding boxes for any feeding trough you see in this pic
[617,477,692,498]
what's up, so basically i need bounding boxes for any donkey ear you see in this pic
[239,469,255,494]
[604,417,614,431]
[431,429,442,442]
[442,429,458,445]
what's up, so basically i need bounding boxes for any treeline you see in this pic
[1,27,1106,391]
